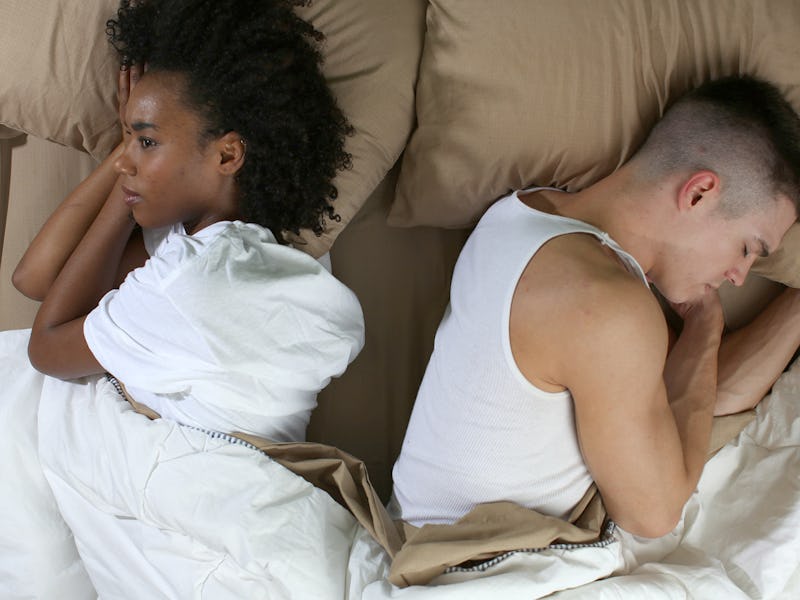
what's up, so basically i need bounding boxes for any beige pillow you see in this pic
[291,0,425,255]
[392,0,800,283]
[0,2,121,160]
[0,0,425,257]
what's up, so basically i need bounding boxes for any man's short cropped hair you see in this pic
[632,76,800,218]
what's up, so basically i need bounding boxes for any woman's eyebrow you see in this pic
[131,121,158,131]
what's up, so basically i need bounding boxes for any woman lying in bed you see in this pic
[0,0,363,596]
[12,0,363,439]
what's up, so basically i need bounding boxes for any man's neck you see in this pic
[557,165,665,276]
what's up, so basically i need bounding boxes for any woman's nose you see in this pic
[114,147,136,176]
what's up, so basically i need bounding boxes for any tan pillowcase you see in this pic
[392,0,800,284]
[0,1,121,160]
[0,0,425,257]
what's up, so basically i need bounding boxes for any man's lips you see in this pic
[121,185,141,206]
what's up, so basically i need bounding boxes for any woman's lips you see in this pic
[121,185,141,207]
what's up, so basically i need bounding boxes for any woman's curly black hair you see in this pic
[106,0,352,242]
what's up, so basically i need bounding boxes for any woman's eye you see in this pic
[743,246,750,258]
[138,137,156,149]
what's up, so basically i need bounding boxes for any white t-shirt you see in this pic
[392,189,647,526]
[84,221,364,441]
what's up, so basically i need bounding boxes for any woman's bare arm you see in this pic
[28,184,138,379]
[13,144,127,300]
[24,64,149,379]
[13,65,146,301]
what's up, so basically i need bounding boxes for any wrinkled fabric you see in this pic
[0,329,363,598]
[85,220,364,440]
[3,325,800,599]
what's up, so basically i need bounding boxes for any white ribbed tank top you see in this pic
[392,189,647,526]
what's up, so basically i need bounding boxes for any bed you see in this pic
[1,0,800,598]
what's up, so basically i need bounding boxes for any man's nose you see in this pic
[726,255,757,287]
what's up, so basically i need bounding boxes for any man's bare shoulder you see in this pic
[514,232,663,322]
[510,233,668,389]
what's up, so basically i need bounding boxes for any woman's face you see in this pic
[114,71,237,234]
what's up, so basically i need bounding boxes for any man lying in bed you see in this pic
[392,76,800,539]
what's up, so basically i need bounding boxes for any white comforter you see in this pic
[2,326,800,599]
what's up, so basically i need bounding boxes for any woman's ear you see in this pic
[216,131,247,176]
[678,170,720,212]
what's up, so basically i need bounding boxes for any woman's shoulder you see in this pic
[142,222,184,257]
[204,221,329,279]
[162,221,365,365]
[138,220,361,322]
[166,221,360,307]
[144,221,270,272]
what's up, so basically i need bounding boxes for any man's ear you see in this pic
[678,170,720,213]
[216,131,246,176]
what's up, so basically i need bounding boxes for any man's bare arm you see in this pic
[715,287,800,415]
[569,288,721,537]
[511,237,723,538]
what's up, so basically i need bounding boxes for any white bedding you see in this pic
[2,326,800,599]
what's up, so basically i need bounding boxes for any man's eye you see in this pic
[743,246,750,258]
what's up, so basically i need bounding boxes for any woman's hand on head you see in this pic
[118,59,145,133]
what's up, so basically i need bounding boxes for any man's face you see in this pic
[649,195,796,304]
